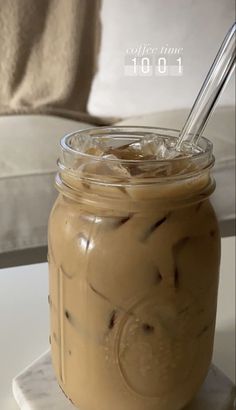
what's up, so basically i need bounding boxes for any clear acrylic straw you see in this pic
[176,22,236,150]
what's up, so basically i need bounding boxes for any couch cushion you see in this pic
[0,115,92,254]
[88,0,235,118]
[117,106,236,224]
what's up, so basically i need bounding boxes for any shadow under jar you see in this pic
[48,127,221,410]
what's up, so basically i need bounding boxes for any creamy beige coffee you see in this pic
[48,127,220,410]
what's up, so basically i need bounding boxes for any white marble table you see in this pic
[0,236,235,410]
[12,352,236,410]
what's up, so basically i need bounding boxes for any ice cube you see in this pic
[72,133,196,179]
[140,134,183,160]
[71,134,107,156]
[103,154,131,178]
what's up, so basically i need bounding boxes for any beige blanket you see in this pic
[0,0,112,124]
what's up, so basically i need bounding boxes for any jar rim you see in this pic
[58,126,215,188]
[60,126,213,165]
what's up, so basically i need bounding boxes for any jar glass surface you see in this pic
[48,127,220,410]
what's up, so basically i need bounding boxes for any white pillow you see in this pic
[88,0,235,118]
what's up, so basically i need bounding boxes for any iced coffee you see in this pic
[48,127,220,410]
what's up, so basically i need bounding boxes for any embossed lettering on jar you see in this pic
[48,127,220,410]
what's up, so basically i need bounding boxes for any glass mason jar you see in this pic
[48,127,220,410]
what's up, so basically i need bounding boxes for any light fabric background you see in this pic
[0,0,105,124]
